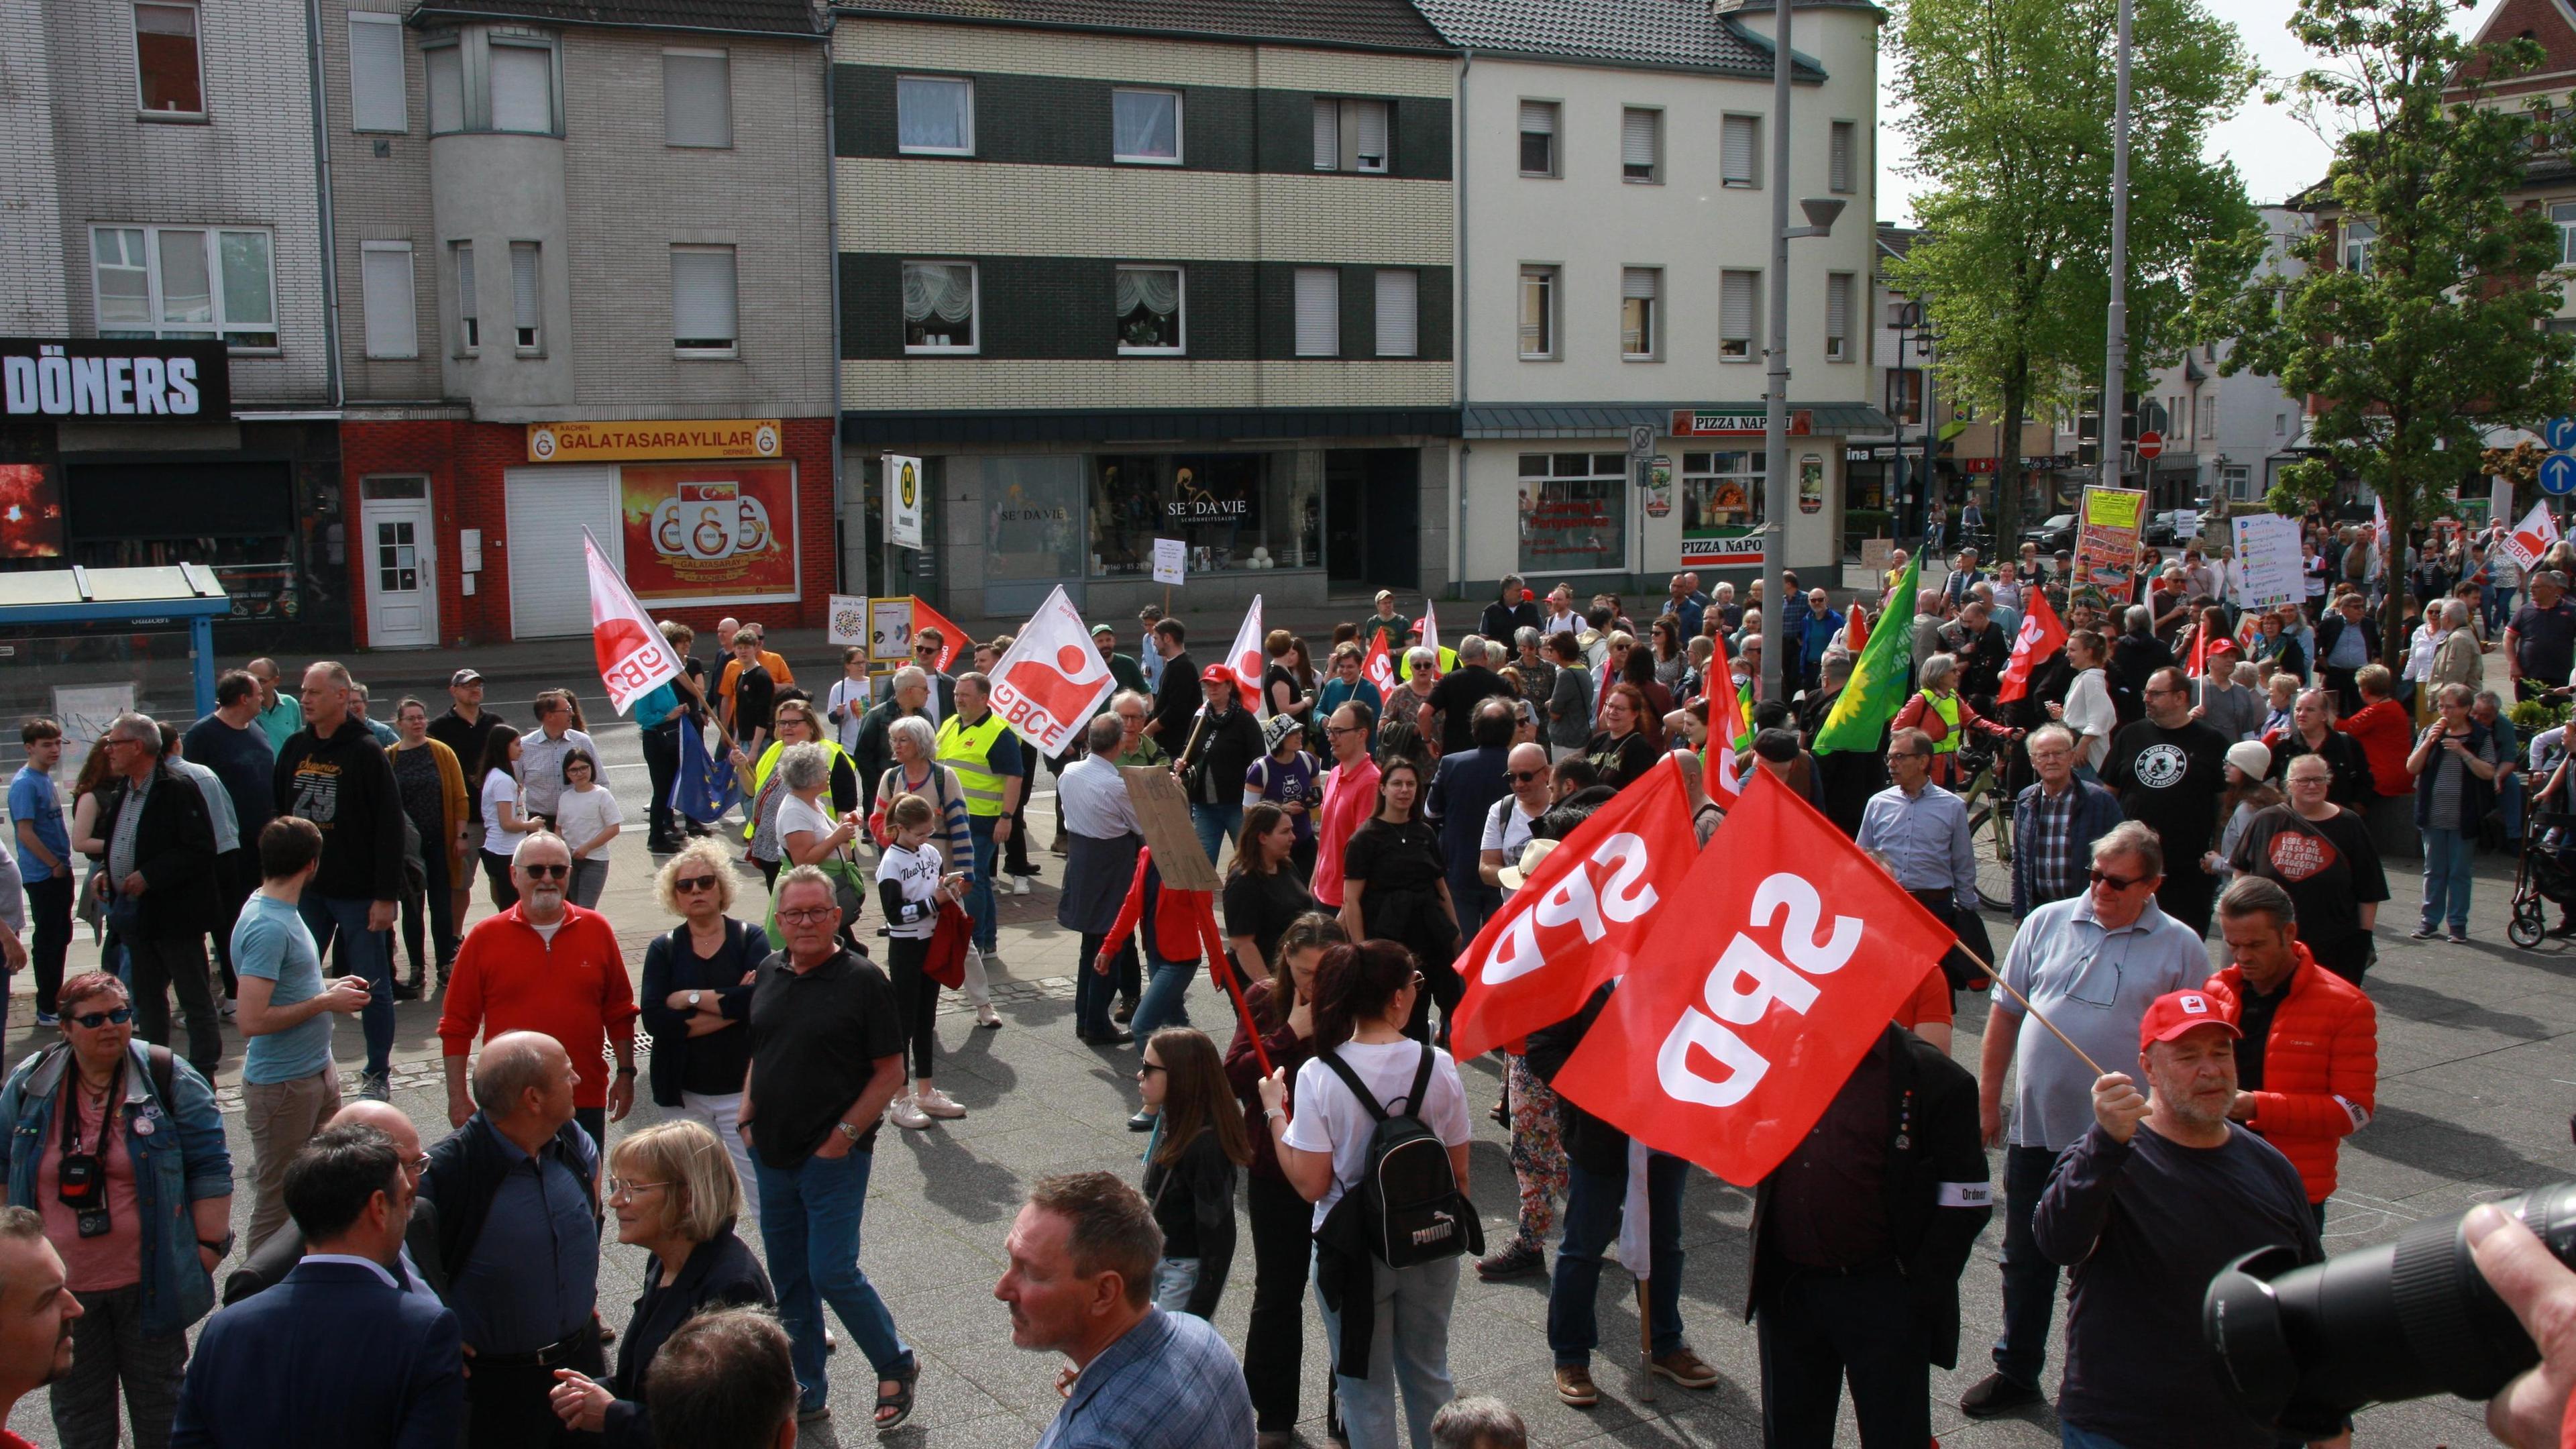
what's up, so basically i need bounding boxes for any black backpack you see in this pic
[1320,1046,1482,1269]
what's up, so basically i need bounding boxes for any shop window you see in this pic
[663,50,731,148]
[1621,268,1658,360]
[1682,451,1763,567]
[1516,452,1627,574]
[1375,270,1418,357]
[1313,98,1390,173]
[134,2,203,115]
[983,457,1085,583]
[1294,268,1340,357]
[1518,101,1557,176]
[1112,89,1181,164]
[91,225,278,350]
[1091,451,1322,576]
[903,261,977,352]
[509,241,542,352]
[360,241,417,359]
[1116,266,1183,354]
[1723,114,1762,189]
[1621,108,1660,183]
[896,75,973,154]
[671,245,738,356]
[1720,269,1759,360]
[349,13,407,133]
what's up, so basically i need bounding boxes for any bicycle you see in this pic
[1953,743,2018,914]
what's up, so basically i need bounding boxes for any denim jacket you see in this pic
[3,1040,233,1336]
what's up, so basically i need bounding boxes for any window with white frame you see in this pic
[1825,272,1854,361]
[92,225,278,350]
[663,50,731,148]
[421,29,557,135]
[1620,268,1658,359]
[1519,266,1557,359]
[1722,114,1762,188]
[2555,202,2576,266]
[902,261,976,352]
[1621,107,1661,183]
[896,74,971,154]
[133,2,203,114]
[2342,219,2374,274]
[1720,269,1760,360]
[1829,120,1857,194]
[1375,269,1417,357]
[508,241,542,352]
[2222,464,2252,500]
[1294,268,1340,357]
[360,241,417,358]
[453,241,479,352]
[1518,101,1558,177]
[1312,98,1391,173]
[349,12,407,133]
[1112,89,1181,164]
[671,246,738,354]
[1116,266,1183,353]
[2275,411,2287,437]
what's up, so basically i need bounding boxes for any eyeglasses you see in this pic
[674,874,719,894]
[778,907,837,923]
[521,863,570,880]
[1136,1062,1167,1077]
[2286,773,2330,788]
[2088,867,2151,890]
[1326,724,1363,737]
[1509,769,1545,784]
[68,1006,134,1029]
[605,1179,668,1199]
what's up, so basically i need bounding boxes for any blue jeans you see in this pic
[1313,1248,1458,1449]
[2502,771,2527,842]
[2420,826,2476,933]
[1549,1154,1687,1364]
[1993,1142,2062,1387]
[299,894,393,1076]
[2487,586,2515,636]
[1191,801,1242,873]
[1130,953,1196,1038]
[967,818,1000,953]
[2061,1425,2133,1449]
[752,1147,911,1407]
[1073,931,1136,1038]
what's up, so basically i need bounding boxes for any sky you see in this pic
[1876,0,2512,224]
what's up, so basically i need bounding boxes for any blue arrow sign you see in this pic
[2544,453,2576,496]
[2548,417,2576,452]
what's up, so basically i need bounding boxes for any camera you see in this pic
[2204,1181,2576,1423]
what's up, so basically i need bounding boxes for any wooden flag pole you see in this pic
[1953,945,2109,1079]
[1635,1278,1656,1403]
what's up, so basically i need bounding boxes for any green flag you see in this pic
[1814,554,1920,755]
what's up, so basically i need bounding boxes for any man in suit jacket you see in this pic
[174,1123,464,1448]
[94,710,223,1081]
[1428,700,1517,942]
[223,1101,447,1307]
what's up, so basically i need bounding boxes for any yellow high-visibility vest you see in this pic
[936,710,1014,817]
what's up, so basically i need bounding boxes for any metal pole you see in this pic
[1921,343,1937,553]
[1892,315,1911,545]
[1761,0,1794,704]
[2101,0,2134,497]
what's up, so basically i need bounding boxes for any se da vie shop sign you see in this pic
[617,462,798,603]
[2,339,230,422]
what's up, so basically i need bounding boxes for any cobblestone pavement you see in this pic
[7,700,2572,1448]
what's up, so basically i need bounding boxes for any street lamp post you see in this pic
[1893,299,1942,544]
[1760,0,1844,702]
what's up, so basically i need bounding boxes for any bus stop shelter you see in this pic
[0,565,233,751]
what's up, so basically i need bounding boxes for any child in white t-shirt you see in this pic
[875,792,971,1128]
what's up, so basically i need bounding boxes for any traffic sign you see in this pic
[2544,453,2576,496]
[2546,416,2576,452]
[2136,431,2164,461]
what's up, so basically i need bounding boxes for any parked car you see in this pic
[2021,513,2078,553]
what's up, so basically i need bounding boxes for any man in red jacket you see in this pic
[2202,875,2377,1227]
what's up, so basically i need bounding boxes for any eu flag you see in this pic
[672,721,739,823]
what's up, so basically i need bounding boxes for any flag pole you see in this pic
[1635,1279,1656,1403]
[1951,945,2108,1078]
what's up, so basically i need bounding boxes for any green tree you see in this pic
[1888,0,2257,547]
[2202,0,2576,670]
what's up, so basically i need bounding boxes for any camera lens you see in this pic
[2204,1181,2576,1422]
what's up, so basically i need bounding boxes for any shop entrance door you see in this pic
[362,478,439,648]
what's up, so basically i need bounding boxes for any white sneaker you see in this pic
[220,996,237,1020]
[1012,875,1034,896]
[889,1095,934,1130]
[916,1087,967,1119]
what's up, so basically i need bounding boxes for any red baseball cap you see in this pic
[1199,663,1234,685]
[2138,989,2241,1051]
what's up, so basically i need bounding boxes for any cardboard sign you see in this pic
[1122,766,1219,892]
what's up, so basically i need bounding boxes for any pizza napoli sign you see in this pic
[2,339,230,422]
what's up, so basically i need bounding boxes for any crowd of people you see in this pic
[0,525,2571,1449]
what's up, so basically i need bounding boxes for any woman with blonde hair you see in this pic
[638,841,769,1210]
[547,1119,774,1446]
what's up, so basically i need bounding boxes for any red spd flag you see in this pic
[1550,771,1957,1185]
[1360,632,1397,697]
[1995,586,2068,703]
[985,586,1114,755]
[1703,629,1748,803]
[584,530,686,714]
[1448,753,1700,1059]
[1224,595,1267,712]
[912,598,969,674]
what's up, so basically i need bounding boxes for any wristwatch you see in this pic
[836,1120,865,1143]
[200,1230,235,1260]
[687,990,703,1009]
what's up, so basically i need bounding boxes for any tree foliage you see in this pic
[1886,0,2257,544]
[2200,0,2576,668]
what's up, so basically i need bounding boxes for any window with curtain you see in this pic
[1621,108,1660,182]
[896,74,972,153]
[1116,266,1183,352]
[1721,270,1759,359]
[133,2,203,113]
[1519,266,1555,358]
[1518,101,1557,176]
[509,241,541,351]
[1722,114,1761,188]
[1311,99,1390,172]
[663,51,731,148]
[1830,120,1857,194]
[902,261,976,352]
[361,242,417,359]
[453,241,479,351]
[672,246,738,353]
[489,42,553,133]
[1825,272,1853,361]
[1621,268,1658,358]
[1112,89,1180,163]
[425,44,463,133]
[349,13,407,132]
[1294,268,1340,357]
[90,225,277,348]
[1375,270,1417,357]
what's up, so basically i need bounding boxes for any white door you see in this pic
[504,465,621,638]
[361,478,439,648]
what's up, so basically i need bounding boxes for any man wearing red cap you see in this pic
[2029,986,2326,1448]
[2200,876,2377,1228]
[2190,637,2265,743]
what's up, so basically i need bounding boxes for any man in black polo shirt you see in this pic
[425,669,506,930]
[1421,637,1511,756]
[2508,568,2576,702]
[739,866,918,1430]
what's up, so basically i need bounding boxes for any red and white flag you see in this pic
[584,530,686,714]
[1420,600,1442,660]
[985,586,1114,755]
[1703,630,1748,802]
[1995,587,2068,702]
[1549,770,1958,1185]
[1844,603,1870,653]
[1223,596,1267,713]
[2502,500,2561,574]
[912,597,969,674]
[1360,632,1397,697]
[1448,753,1701,1059]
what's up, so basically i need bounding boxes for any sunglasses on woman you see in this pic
[70,1007,135,1029]
[674,874,719,893]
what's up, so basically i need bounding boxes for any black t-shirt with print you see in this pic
[2102,716,2232,859]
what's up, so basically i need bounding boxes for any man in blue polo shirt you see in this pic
[9,716,69,1024]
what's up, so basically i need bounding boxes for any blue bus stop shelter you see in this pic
[0,564,233,719]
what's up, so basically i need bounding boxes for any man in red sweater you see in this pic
[437,832,639,1152]
[2202,875,2377,1226]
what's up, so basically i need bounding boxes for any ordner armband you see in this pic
[1936,1181,1994,1208]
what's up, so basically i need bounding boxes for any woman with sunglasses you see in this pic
[1,969,232,1449]
[474,728,537,911]
[1136,1027,1248,1320]
[638,841,769,1212]
[1337,758,1462,1043]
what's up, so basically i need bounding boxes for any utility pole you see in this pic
[2100,0,2135,498]
[1760,0,1841,702]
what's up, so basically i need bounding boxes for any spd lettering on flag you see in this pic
[1996,587,2068,703]
[1360,633,1397,697]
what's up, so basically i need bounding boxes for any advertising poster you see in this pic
[1642,458,1673,519]
[2074,485,2145,604]
[619,462,798,604]
[2230,512,2304,611]
[0,464,64,558]
[1680,453,1761,566]
[826,594,869,649]
[1152,537,1187,585]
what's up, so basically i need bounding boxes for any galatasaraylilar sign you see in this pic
[527,419,782,462]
